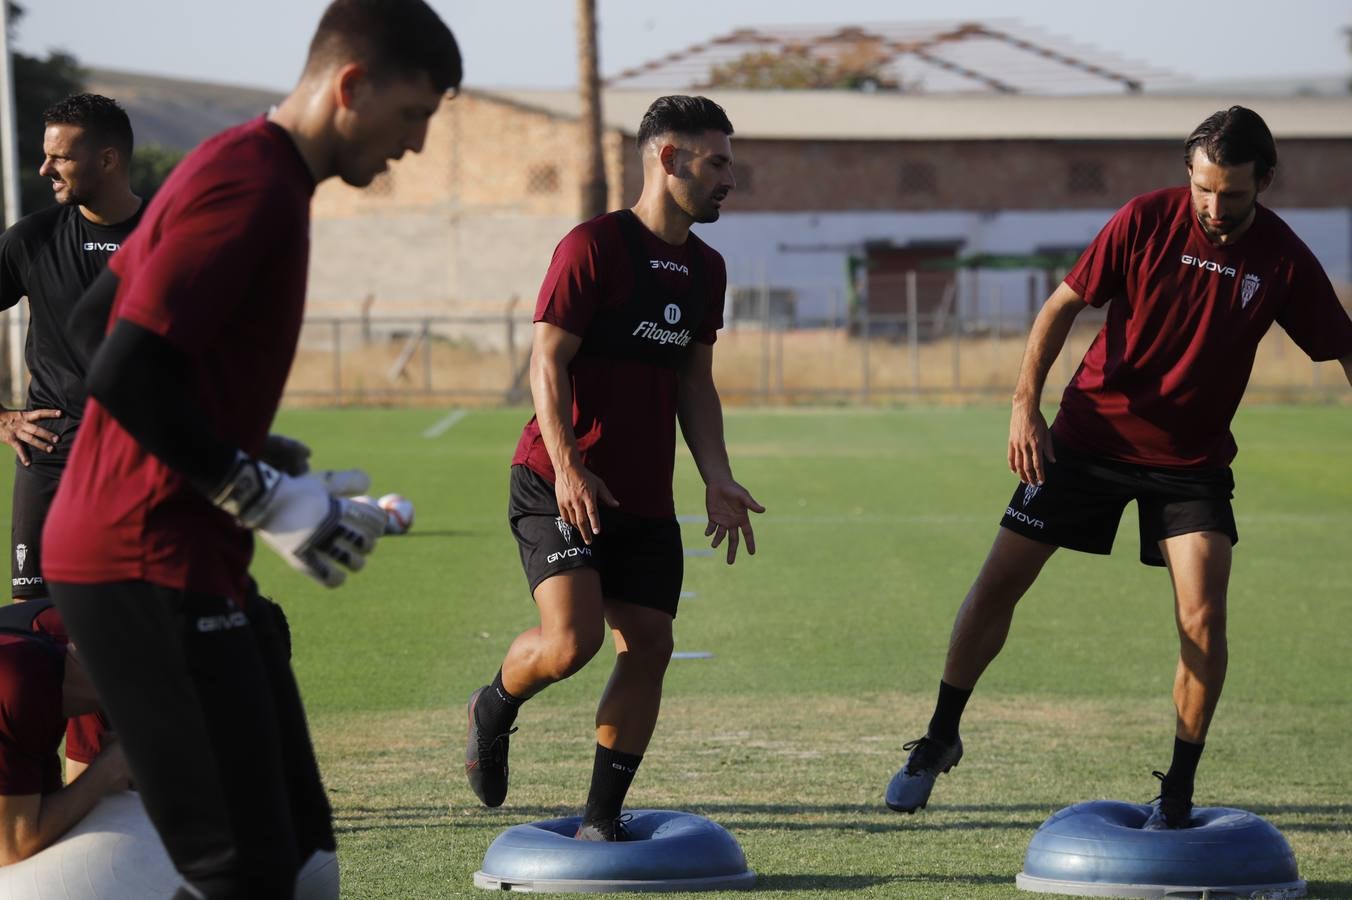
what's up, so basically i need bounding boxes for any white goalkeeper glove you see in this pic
[209,452,387,587]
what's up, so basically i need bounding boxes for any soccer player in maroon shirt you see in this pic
[465,96,764,841]
[885,107,1352,828]
[40,2,461,897]
[0,600,129,865]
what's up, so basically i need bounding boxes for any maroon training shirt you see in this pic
[0,633,65,796]
[26,606,108,766]
[512,211,727,518]
[1053,187,1352,467]
[42,117,315,598]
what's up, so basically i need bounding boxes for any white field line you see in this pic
[422,409,468,439]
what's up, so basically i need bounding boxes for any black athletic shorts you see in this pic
[508,465,683,616]
[11,457,63,599]
[1000,438,1238,567]
[49,579,333,900]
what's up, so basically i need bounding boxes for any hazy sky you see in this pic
[20,1,1352,92]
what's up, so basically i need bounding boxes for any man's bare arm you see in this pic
[0,743,129,865]
[528,322,616,542]
[1009,282,1088,485]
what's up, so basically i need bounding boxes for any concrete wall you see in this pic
[309,92,633,317]
[308,212,579,319]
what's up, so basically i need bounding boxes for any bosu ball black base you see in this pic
[473,809,755,893]
[1016,800,1305,898]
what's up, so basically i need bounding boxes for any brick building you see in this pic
[308,89,1352,325]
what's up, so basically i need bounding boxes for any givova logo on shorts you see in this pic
[547,546,593,564]
[195,611,249,633]
[1005,508,1045,529]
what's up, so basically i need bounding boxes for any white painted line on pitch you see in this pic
[679,591,697,599]
[671,651,713,660]
[684,548,714,557]
[423,409,468,439]
[676,514,705,525]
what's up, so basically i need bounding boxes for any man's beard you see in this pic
[1196,201,1254,241]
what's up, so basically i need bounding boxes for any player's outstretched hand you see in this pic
[704,479,765,565]
[260,433,312,475]
[1008,400,1055,487]
[210,455,387,587]
[555,463,619,545]
[0,408,61,465]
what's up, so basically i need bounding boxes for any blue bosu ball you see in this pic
[473,809,756,893]
[1016,800,1306,898]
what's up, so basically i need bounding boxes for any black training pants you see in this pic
[49,579,335,900]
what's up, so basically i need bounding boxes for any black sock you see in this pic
[926,680,973,743]
[582,744,643,824]
[474,669,523,737]
[1165,737,1204,797]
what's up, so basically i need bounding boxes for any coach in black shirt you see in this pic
[0,94,142,602]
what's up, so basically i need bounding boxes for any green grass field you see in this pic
[18,404,1352,897]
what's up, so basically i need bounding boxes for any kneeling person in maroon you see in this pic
[0,599,112,786]
[0,602,129,866]
[466,95,764,840]
[885,107,1352,827]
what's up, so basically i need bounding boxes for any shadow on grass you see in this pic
[1303,882,1352,899]
[331,800,1055,835]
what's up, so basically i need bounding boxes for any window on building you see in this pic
[898,161,937,195]
[1067,160,1107,195]
[527,164,561,194]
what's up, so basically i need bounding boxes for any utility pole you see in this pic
[577,0,607,220]
[0,1,22,404]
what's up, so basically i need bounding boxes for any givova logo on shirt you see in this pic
[1180,254,1236,277]
[83,242,121,252]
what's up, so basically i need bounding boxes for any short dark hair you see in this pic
[1185,106,1276,181]
[636,95,734,149]
[305,0,462,94]
[42,93,133,159]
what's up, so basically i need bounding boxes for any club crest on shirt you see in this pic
[14,543,25,571]
[1241,273,1261,308]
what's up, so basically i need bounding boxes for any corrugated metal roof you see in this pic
[603,21,1183,95]
[483,89,1352,141]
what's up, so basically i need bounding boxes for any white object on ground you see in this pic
[378,493,415,535]
[0,791,339,899]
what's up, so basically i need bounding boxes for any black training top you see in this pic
[0,202,143,454]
